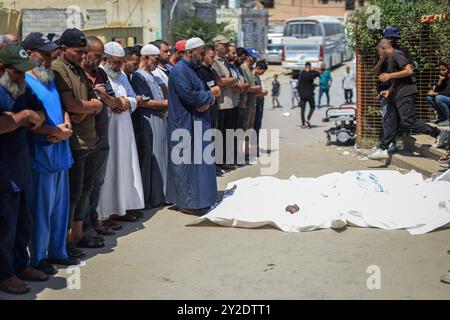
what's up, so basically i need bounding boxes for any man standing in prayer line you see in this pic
[167,40,186,71]
[81,36,123,235]
[166,37,217,215]
[22,33,79,277]
[151,40,171,86]
[212,35,238,170]
[97,42,145,223]
[51,28,103,257]
[0,44,48,295]
[130,44,169,209]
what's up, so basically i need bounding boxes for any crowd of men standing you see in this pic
[0,29,269,295]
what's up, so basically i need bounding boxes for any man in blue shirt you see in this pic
[318,63,332,108]
[0,44,48,295]
[22,33,79,277]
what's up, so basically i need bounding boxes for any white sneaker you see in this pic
[368,148,389,160]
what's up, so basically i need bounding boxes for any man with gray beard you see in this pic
[166,37,217,215]
[96,42,145,224]
[0,44,48,294]
[21,33,79,276]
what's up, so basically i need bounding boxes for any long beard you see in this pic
[0,71,25,98]
[191,56,203,68]
[33,66,55,84]
[103,62,121,81]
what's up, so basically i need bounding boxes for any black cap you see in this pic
[55,28,87,47]
[21,32,58,52]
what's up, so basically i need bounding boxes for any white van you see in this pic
[282,16,346,71]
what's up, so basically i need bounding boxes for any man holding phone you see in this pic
[81,36,124,239]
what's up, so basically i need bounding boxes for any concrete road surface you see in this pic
[2,62,449,300]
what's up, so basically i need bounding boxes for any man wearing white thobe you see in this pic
[97,42,144,221]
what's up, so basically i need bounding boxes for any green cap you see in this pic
[0,44,38,72]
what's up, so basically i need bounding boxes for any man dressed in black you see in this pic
[368,39,447,160]
[297,62,320,128]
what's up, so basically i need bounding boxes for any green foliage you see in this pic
[347,0,449,64]
[170,16,236,45]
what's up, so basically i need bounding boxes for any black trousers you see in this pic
[68,150,97,226]
[84,147,109,231]
[379,94,439,150]
[299,96,316,125]
[344,89,353,103]
[218,108,235,165]
[0,191,31,282]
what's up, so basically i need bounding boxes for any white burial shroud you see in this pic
[188,170,450,235]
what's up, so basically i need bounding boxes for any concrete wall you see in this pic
[217,7,268,55]
[2,0,162,43]
[268,0,365,22]
[21,9,72,39]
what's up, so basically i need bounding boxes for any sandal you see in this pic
[127,210,144,219]
[110,213,138,222]
[0,276,31,295]
[17,267,49,282]
[77,235,105,249]
[102,218,123,231]
[67,243,86,258]
[95,224,116,236]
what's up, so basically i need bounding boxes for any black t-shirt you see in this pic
[197,65,220,89]
[375,46,412,93]
[197,65,220,114]
[436,76,450,97]
[297,70,320,98]
[387,49,418,98]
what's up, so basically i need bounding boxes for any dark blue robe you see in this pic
[166,58,217,209]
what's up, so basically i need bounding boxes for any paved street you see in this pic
[3,62,449,300]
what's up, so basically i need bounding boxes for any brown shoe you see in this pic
[102,218,123,231]
[0,275,31,295]
[17,267,49,282]
[110,213,138,222]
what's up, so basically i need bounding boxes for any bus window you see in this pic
[284,22,322,37]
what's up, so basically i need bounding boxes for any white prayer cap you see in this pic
[141,44,160,56]
[104,41,125,57]
[185,37,205,51]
